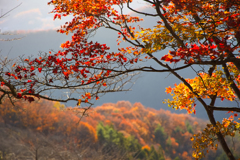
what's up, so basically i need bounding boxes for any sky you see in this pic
[1,0,57,32]
[0,0,147,32]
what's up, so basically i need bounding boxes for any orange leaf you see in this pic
[77,99,81,106]
[166,86,172,94]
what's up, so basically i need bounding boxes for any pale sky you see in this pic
[0,0,147,32]
[1,0,55,32]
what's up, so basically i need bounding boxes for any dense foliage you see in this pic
[1,99,240,159]
[1,0,240,159]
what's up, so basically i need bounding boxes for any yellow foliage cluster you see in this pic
[191,117,240,159]
[164,69,236,114]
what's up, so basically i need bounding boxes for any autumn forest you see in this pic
[0,98,239,160]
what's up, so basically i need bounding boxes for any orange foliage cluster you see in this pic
[0,99,97,144]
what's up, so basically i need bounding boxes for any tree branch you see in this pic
[127,0,158,17]
[208,106,240,112]
[222,62,240,100]
[0,3,22,19]
[155,0,184,47]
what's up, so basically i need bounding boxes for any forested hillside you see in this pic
[0,99,239,159]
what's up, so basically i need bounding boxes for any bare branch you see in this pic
[208,106,240,113]
[0,3,22,19]
[127,0,158,17]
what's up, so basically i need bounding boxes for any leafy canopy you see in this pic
[1,0,240,159]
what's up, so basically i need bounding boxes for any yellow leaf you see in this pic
[77,99,81,106]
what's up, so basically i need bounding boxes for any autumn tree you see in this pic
[1,0,240,159]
